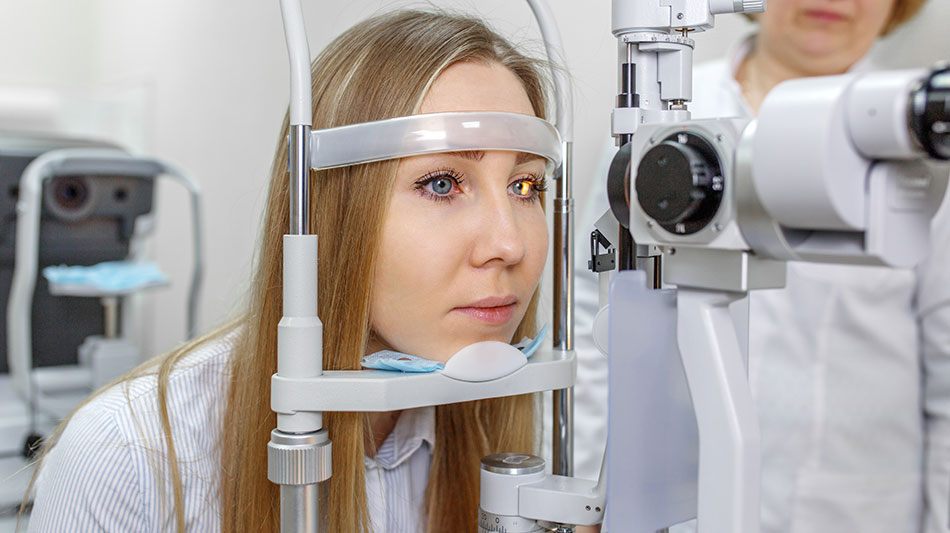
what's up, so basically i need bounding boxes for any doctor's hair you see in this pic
[743,0,929,36]
[222,9,548,533]
[882,0,929,35]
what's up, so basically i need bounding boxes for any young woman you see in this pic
[26,10,556,532]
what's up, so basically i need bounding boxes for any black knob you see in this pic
[634,132,724,235]
[52,176,90,210]
[606,142,634,229]
[637,141,714,225]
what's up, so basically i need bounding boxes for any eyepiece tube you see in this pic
[846,66,949,161]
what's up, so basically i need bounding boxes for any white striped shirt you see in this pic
[28,333,435,532]
[365,406,434,532]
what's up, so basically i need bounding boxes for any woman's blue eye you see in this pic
[414,170,464,202]
[430,177,454,195]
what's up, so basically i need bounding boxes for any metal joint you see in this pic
[553,198,575,214]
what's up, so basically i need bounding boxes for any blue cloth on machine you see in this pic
[43,261,169,293]
[360,324,548,373]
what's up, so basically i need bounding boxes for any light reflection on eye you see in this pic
[509,174,547,203]
[511,181,534,197]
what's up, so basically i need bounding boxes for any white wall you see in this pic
[0,0,948,357]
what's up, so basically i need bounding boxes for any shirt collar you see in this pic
[365,406,435,471]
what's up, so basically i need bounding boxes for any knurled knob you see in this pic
[267,429,332,485]
[741,0,766,14]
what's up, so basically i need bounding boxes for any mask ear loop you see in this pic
[513,324,549,358]
[361,324,550,373]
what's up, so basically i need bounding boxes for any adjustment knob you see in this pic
[636,140,715,226]
[709,0,765,14]
[741,0,767,14]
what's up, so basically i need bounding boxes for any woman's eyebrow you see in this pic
[515,152,545,165]
[444,150,485,161]
[441,151,545,165]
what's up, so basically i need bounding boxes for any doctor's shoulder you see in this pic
[689,58,743,119]
[27,327,237,531]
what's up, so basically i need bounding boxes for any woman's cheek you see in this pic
[524,207,549,280]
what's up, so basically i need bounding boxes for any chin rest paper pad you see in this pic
[441,341,528,382]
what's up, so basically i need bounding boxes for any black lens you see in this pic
[909,63,950,160]
[52,176,89,210]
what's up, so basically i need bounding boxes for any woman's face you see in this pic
[758,0,896,73]
[369,61,549,362]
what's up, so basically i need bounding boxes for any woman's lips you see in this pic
[452,296,518,325]
[452,304,517,325]
[802,8,848,23]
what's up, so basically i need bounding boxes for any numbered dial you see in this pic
[478,509,543,533]
[635,132,724,235]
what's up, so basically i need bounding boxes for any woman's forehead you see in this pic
[420,62,535,116]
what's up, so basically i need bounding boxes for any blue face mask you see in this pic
[360,325,548,374]
[43,261,169,293]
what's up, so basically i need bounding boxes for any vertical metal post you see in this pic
[271,3,330,532]
[617,41,638,272]
[282,485,318,531]
[289,124,311,236]
[102,296,119,339]
[552,141,574,477]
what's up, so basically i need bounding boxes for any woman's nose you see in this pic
[470,196,527,267]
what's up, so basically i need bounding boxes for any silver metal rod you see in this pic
[102,296,118,339]
[552,141,574,477]
[288,124,311,235]
[553,143,574,351]
[270,429,331,533]
[281,485,318,532]
[552,386,574,476]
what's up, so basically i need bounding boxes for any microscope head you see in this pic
[617,64,950,278]
[611,0,765,36]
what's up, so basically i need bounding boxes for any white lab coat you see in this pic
[570,35,950,533]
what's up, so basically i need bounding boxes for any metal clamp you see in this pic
[588,229,616,273]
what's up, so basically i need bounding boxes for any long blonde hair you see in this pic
[224,11,549,532]
[25,10,551,533]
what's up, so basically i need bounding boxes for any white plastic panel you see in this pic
[606,271,698,531]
